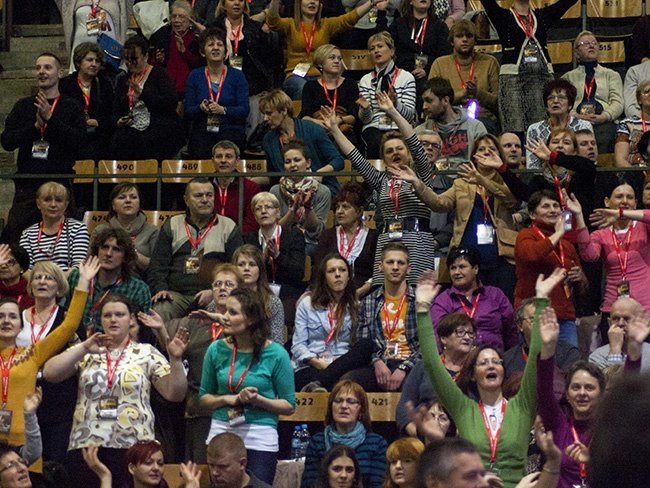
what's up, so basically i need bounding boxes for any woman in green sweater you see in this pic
[413,267,566,487]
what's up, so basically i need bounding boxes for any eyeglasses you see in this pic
[0,259,17,267]
[0,458,27,474]
[212,281,237,289]
[454,328,476,338]
[33,274,55,282]
[546,94,568,102]
[578,40,598,48]
[520,316,535,323]
[421,141,442,149]
[476,358,504,367]
[643,88,650,96]
[333,397,360,406]
[254,205,278,212]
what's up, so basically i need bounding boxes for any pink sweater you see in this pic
[576,212,650,311]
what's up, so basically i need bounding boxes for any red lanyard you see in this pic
[128,65,151,109]
[301,21,316,55]
[584,76,595,101]
[549,115,570,131]
[454,56,475,90]
[39,96,60,139]
[228,342,252,393]
[89,276,123,318]
[521,345,529,362]
[382,290,407,337]
[205,67,227,104]
[232,23,242,55]
[29,304,57,344]
[90,0,101,17]
[533,224,566,267]
[266,225,282,283]
[320,78,338,112]
[325,304,342,345]
[36,220,64,260]
[569,419,588,481]
[511,8,534,38]
[0,348,16,406]
[105,340,129,389]
[217,184,229,215]
[338,225,362,260]
[642,113,647,133]
[611,223,633,279]
[184,214,219,251]
[388,178,403,215]
[440,355,461,381]
[76,77,91,114]
[412,18,428,51]
[479,399,507,464]
[211,323,224,341]
[553,175,571,208]
[478,186,490,223]
[459,292,481,318]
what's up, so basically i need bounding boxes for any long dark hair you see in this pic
[398,0,436,27]
[232,244,273,321]
[226,288,269,361]
[310,253,359,342]
[314,445,362,488]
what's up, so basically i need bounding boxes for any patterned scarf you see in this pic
[324,422,367,450]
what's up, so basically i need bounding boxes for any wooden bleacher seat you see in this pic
[341,49,374,72]
[73,160,96,183]
[279,392,400,422]
[82,211,109,234]
[163,464,211,488]
[238,159,267,173]
[143,210,184,228]
[586,0,642,18]
[531,0,581,18]
[548,40,574,66]
[98,159,159,183]
[474,43,503,56]
[303,255,311,282]
[597,38,626,65]
[364,210,377,230]
[161,159,213,183]
[326,210,335,229]
[338,159,353,184]
[291,100,302,117]
[597,153,615,167]
[368,159,385,172]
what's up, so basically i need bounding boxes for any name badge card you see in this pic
[476,224,495,245]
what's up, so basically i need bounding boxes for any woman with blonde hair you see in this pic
[382,437,424,488]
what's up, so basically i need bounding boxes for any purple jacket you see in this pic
[430,283,518,351]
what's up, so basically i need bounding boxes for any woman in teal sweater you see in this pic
[414,268,566,487]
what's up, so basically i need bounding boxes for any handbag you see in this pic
[97,33,122,72]
[133,0,171,39]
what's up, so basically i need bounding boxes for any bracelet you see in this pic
[619,207,624,218]
[415,300,431,308]
[542,467,560,475]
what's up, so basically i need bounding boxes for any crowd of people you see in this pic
[2,0,650,487]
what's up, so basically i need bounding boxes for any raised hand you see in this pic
[77,255,102,290]
[526,137,552,161]
[627,310,650,346]
[320,104,338,132]
[82,444,112,482]
[138,310,165,331]
[589,208,620,229]
[472,149,503,171]
[0,244,12,267]
[24,386,43,413]
[167,327,189,359]
[82,333,113,354]
[415,270,442,306]
[535,268,567,299]
[565,441,590,464]
[180,461,203,488]
[458,162,482,185]
[389,164,418,183]
[539,306,559,359]
[355,95,370,110]
[563,190,582,216]
[405,401,447,444]
[189,309,225,326]
[376,90,396,113]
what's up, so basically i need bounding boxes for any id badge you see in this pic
[32,139,50,160]
[487,463,500,476]
[0,410,12,434]
[269,282,281,297]
[368,7,378,23]
[86,16,99,35]
[617,280,630,298]
[228,404,246,427]
[98,395,118,420]
[206,115,220,133]
[414,53,428,70]
[292,62,311,78]
[184,255,201,274]
[388,217,404,240]
[384,340,399,359]
[563,210,573,231]
[378,115,394,131]
[230,55,243,70]
[579,102,596,115]
[476,224,495,245]
[523,41,538,64]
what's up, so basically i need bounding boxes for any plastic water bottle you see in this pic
[290,425,302,460]
[299,424,311,458]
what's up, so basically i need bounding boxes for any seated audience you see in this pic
[503,298,580,378]
[428,20,499,134]
[110,35,185,161]
[185,27,250,157]
[616,79,650,167]
[231,245,286,345]
[358,31,417,159]
[148,178,243,321]
[149,0,201,99]
[382,437,424,488]
[562,31,623,154]
[314,183,379,298]
[623,61,650,117]
[430,246,517,351]
[69,227,152,331]
[19,181,90,275]
[261,89,345,195]
[210,140,261,233]
[526,78,593,169]
[0,243,34,310]
[299,44,360,146]
[270,140,332,257]
[302,380,388,488]
[92,183,160,281]
[345,242,419,392]
[43,293,188,487]
[243,192,305,328]
[199,288,295,484]
[59,42,115,161]
[314,445,362,488]
[514,190,587,347]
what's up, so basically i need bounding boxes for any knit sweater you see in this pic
[417,297,548,487]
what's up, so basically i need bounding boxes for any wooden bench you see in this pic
[279,392,400,423]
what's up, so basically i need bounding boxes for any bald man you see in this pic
[589,297,650,371]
